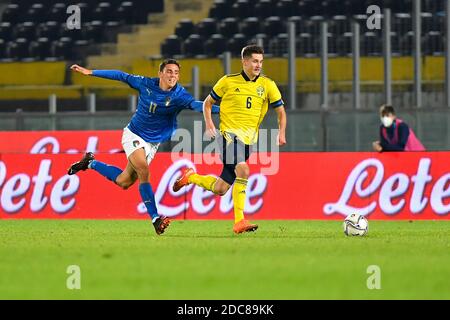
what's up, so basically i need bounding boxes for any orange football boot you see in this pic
[233,219,259,234]
[172,167,195,192]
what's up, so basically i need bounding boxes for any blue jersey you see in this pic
[92,70,217,142]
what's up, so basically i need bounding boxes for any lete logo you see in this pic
[323,158,450,217]
[137,159,268,217]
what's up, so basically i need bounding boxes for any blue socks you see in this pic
[89,161,159,221]
[89,160,122,183]
[139,183,159,221]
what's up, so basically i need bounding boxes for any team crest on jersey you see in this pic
[256,86,265,97]
[133,140,140,147]
[165,96,171,106]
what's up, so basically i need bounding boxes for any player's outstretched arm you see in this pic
[70,64,143,90]
[70,64,93,76]
[203,95,217,139]
[274,105,287,146]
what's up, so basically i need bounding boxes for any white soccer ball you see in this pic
[343,213,368,236]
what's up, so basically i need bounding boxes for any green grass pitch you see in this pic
[1,220,450,299]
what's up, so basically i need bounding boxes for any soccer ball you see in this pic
[343,213,368,236]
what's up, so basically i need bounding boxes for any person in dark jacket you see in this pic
[372,104,425,152]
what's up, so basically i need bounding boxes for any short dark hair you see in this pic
[379,104,395,116]
[241,45,264,59]
[159,59,180,72]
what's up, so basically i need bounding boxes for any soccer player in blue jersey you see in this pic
[67,60,219,235]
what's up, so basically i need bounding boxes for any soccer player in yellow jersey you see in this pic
[173,45,287,233]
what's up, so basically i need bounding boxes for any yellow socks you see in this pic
[232,178,248,223]
[188,174,217,193]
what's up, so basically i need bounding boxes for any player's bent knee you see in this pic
[214,184,230,196]
[235,163,250,179]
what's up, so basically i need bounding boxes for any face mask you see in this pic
[381,116,394,127]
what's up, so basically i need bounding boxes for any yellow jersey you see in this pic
[210,71,284,145]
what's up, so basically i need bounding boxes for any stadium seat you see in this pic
[296,32,317,57]
[0,39,6,59]
[103,21,122,42]
[421,12,434,33]
[204,34,227,57]
[60,22,84,42]
[197,18,218,39]
[51,37,73,60]
[183,34,204,57]
[14,22,36,41]
[92,2,114,22]
[0,22,13,42]
[329,15,349,36]
[218,17,239,39]
[232,0,252,19]
[268,33,288,56]
[24,3,47,24]
[336,32,353,56]
[83,21,105,42]
[72,40,91,60]
[47,3,70,23]
[209,0,233,20]
[424,31,444,56]
[2,4,20,24]
[7,38,30,60]
[399,31,413,56]
[115,2,135,25]
[255,0,272,19]
[175,19,196,40]
[276,0,297,18]
[227,33,248,56]
[240,17,261,37]
[75,3,94,23]
[161,35,182,57]
[263,16,284,37]
[36,21,60,41]
[29,37,51,60]
[362,31,382,56]
[249,33,268,51]
[393,13,412,36]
